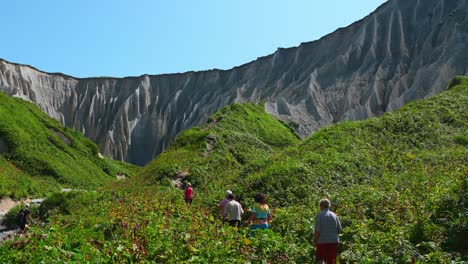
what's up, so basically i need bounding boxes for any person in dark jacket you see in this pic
[17,203,31,231]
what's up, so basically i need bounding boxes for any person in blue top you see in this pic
[246,193,272,230]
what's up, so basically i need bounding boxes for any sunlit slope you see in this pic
[139,77,467,206]
[139,102,300,198]
[0,77,466,262]
[0,92,139,198]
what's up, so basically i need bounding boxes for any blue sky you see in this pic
[1,0,387,78]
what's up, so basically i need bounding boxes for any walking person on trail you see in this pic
[246,193,272,230]
[222,193,244,227]
[184,182,193,205]
[313,198,343,264]
[219,190,233,220]
[17,203,31,232]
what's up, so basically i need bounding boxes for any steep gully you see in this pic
[0,0,467,165]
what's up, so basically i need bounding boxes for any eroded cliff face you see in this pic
[1,0,467,165]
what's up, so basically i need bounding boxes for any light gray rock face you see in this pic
[1,0,467,165]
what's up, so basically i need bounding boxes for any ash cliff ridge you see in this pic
[1,0,467,165]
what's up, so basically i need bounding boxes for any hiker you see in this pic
[184,182,193,205]
[222,193,244,227]
[246,193,272,230]
[313,198,343,264]
[219,190,233,219]
[17,203,31,231]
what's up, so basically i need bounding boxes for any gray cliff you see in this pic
[1,0,467,165]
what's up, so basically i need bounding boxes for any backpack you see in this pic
[16,209,25,223]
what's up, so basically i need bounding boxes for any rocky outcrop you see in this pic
[1,0,467,165]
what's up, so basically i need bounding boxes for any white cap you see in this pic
[226,190,233,195]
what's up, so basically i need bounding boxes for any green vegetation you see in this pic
[140,102,299,191]
[0,92,139,198]
[0,77,467,262]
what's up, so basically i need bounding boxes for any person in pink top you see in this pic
[184,182,193,205]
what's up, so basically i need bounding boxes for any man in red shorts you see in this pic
[313,198,342,264]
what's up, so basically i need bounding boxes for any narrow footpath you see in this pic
[0,197,44,245]
[0,197,22,245]
[0,188,81,245]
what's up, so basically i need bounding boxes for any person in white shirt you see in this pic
[222,193,244,227]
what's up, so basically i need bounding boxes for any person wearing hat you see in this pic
[184,182,193,205]
[17,203,31,231]
[219,190,233,220]
[222,193,244,227]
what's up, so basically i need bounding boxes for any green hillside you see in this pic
[0,77,466,263]
[139,102,300,195]
[0,92,139,198]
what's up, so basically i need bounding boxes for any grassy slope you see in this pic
[139,102,300,202]
[0,92,140,198]
[0,78,466,263]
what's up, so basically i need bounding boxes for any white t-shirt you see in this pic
[223,200,244,221]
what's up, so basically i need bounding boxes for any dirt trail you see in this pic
[0,198,17,215]
[0,229,17,245]
[0,196,47,245]
[203,136,217,158]
[172,171,189,189]
[0,198,24,245]
[172,135,216,187]
[0,197,32,229]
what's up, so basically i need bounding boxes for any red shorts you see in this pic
[315,243,338,264]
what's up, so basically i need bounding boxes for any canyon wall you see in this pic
[1,0,467,165]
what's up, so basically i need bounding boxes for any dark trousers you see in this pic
[315,243,338,264]
[19,218,28,231]
[229,220,241,227]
